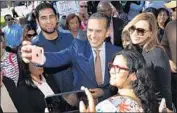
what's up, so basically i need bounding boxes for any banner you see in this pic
[56,1,79,16]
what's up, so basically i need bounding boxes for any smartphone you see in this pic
[45,90,88,113]
[31,46,44,65]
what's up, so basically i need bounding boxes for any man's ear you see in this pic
[105,28,111,37]
[36,19,39,26]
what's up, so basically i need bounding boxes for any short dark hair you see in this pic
[89,12,111,29]
[66,13,81,30]
[4,14,12,20]
[35,2,57,20]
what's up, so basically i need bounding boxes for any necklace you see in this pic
[31,74,43,85]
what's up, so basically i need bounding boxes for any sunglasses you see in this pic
[128,26,150,36]
[6,18,13,21]
[108,62,129,74]
[26,33,36,38]
[80,5,88,8]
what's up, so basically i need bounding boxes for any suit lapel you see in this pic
[77,41,97,86]
[104,43,111,86]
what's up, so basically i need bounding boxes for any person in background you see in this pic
[124,1,145,21]
[78,1,89,31]
[22,24,37,42]
[0,29,20,86]
[79,49,158,112]
[123,12,172,110]
[157,8,170,42]
[97,1,125,47]
[161,1,177,109]
[2,14,23,53]
[121,30,131,48]
[66,13,87,40]
[143,7,158,18]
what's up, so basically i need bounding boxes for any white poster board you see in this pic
[56,1,79,16]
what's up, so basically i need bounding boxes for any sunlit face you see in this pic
[129,20,152,45]
[29,63,44,76]
[109,55,132,88]
[87,19,110,49]
[68,17,80,32]
[157,11,168,24]
[37,8,57,34]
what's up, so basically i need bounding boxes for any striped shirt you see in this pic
[1,51,19,85]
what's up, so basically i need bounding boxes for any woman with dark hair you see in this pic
[80,49,158,112]
[66,13,87,40]
[17,62,60,113]
[157,8,170,42]
[22,24,37,42]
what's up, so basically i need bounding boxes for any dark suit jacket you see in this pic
[161,20,176,64]
[2,77,31,113]
[32,31,74,92]
[17,74,60,113]
[106,17,125,47]
[43,39,122,101]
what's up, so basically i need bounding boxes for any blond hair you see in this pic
[123,13,160,52]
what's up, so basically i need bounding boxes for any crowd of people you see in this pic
[0,1,176,113]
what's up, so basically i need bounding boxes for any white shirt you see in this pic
[110,18,114,45]
[32,76,54,97]
[92,42,106,83]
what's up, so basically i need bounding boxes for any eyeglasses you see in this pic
[108,62,129,74]
[128,26,150,36]
[80,5,88,8]
[26,33,36,38]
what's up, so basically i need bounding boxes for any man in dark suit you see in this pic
[21,12,122,102]
[31,2,74,92]
[161,1,177,109]
[97,1,125,47]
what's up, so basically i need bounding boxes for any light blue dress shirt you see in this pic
[2,24,23,48]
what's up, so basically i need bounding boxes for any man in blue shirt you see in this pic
[31,2,74,92]
[2,14,23,50]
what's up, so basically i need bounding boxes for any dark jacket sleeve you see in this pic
[3,77,33,113]
[144,48,172,109]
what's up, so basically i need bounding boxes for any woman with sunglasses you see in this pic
[79,49,158,112]
[17,24,37,84]
[122,13,172,110]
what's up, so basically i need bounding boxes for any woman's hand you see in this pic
[79,86,96,112]
[169,60,177,73]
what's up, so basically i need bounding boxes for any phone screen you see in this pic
[45,90,88,113]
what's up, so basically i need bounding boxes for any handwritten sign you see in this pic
[56,1,79,16]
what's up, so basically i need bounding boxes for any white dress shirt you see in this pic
[32,76,54,97]
[92,42,106,83]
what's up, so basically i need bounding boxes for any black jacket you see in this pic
[18,74,60,113]
[1,77,32,113]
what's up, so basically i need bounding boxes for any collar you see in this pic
[39,30,62,42]
[92,42,105,51]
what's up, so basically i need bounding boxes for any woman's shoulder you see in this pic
[96,96,143,112]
